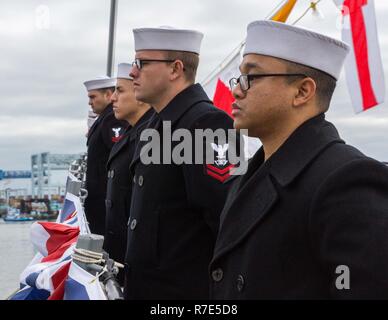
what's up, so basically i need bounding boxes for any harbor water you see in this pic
[0,219,35,299]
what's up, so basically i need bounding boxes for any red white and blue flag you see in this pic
[57,192,89,234]
[63,262,107,300]
[9,191,106,300]
[11,221,78,300]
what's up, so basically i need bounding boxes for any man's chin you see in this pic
[134,92,149,104]
[233,119,244,131]
[114,112,123,120]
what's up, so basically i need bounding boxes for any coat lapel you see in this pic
[213,151,278,261]
[128,108,157,173]
[107,127,131,167]
[86,105,113,145]
[86,116,101,145]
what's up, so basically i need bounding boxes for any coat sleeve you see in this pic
[101,114,127,150]
[309,158,388,299]
[182,109,242,237]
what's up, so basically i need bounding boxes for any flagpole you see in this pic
[106,0,118,77]
[201,42,244,87]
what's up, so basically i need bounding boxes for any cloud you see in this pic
[0,0,387,170]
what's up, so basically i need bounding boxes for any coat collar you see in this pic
[231,113,344,191]
[87,104,114,144]
[158,83,211,125]
[107,108,155,166]
[107,125,131,166]
[266,113,344,187]
[129,107,155,142]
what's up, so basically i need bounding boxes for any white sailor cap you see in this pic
[83,76,116,91]
[116,63,133,80]
[133,26,203,54]
[243,20,350,80]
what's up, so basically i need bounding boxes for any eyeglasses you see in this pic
[131,58,176,70]
[229,73,307,91]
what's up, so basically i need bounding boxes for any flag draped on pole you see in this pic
[11,220,79,300]
[9,189,107,300]
[63,262,107,300]
[202,0,298,158]
[335,0,385,112]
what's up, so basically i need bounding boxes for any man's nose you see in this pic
[232,84,245,100]
[130,65,139,79]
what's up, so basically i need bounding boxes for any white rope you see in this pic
[74,247,103,259]
[72,247,125,269]
[90,265,108,284]
[292,0,323,25]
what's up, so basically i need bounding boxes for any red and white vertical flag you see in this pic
[335,0,385,113]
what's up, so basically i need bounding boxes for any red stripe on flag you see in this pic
[344,0,377,110]
[213,78,234,117]
[37,222,79,263]
[41,239,76,263]
[64,210,77,221]
[48,261,72,300]
[40,222,79,256]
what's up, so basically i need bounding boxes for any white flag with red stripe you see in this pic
[335,0,385,112]
[203,51,261,158]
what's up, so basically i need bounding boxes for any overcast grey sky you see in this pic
[0,0,387,170]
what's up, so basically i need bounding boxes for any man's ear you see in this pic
[170,60,185,80]
[293,77,317,107]
[105,89,114,101]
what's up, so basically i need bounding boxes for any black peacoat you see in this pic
[124,84,238,299]
[103,108,154,285]
[209,113,388,299]
[84,104,126,235]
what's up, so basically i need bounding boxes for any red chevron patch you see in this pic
[111,135,123,142]
[206,164,235,182]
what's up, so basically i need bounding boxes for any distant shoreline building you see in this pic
[0,152,81,200]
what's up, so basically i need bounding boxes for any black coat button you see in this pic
[105,199,112,208]
[237,274,245,292]
[211,268,223,282]
[130,219,137,230]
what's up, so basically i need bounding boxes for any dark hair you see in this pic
[164,50,200,83]
[284,60,337,112]
[98,87,115,94]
